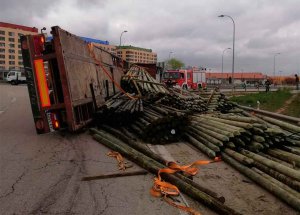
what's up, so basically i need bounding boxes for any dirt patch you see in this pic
[276,93,297,113]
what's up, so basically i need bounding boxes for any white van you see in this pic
[5,71,26,85]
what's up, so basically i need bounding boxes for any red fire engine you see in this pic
[162,69,206,90]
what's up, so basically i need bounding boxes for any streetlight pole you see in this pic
[218,14,235,88]
[273,52,280,77]
[119,30,128,47]
[168,51,173,60]
[167,51,173,70]
[222,47,231,75]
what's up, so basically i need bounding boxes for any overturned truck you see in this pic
[21,26,300,214]
[21,26,126,134]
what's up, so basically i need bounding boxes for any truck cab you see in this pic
[162,70,192,88]
[162,69,206,90]
[6,71,26,85]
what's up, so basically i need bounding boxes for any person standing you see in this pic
[295,74,299,90]
[265,79,270,92]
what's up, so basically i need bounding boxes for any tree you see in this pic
[167,58,185,70]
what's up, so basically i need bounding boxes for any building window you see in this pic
[0,66,5,69]
[9,44,15,48]
[18,50,22,54]
[9,61,15,65]
[0,30,5,35]
[18,44,21,49]
[0,43,5,47]
[0,37,5,41]
[9,38,15,42]
[18,33,24,37]
[0,60,5,65]
[9,55,15,59]
[19,61,23,65]
[9,49,15,53]
[9,66,16,70]
[0,49,5,53]
[18,56,23,60]
[9,32,15,37]
[0,54,5,58]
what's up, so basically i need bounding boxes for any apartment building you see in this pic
[0,22,38,70]
[117,45,157,64]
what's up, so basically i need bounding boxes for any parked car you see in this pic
[5,71,26,85]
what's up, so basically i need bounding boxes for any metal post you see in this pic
[167,51,173,69]
[273,53,280,77]
[218,15,235,89]
[168,51,173,60]
[222,47,231,84]
[119,30,128,47]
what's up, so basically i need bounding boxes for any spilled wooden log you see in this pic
[221,153,300,211]
[92,132,240,214]
[82,170,148,181]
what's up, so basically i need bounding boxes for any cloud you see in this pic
[1,0,300,75]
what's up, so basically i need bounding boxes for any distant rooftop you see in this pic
[80,37,109,45]
[46,36,109,45]
[118,45,152,52]
[0,21,38,33]
[206,72,266,79]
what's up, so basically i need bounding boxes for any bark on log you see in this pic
[93,133,240,214]
[240,149,300,181]
[222,153,300,211]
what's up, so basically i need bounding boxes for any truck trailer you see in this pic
[21,26,126,134]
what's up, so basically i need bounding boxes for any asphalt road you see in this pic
[0,84,186,215]
[0,84,297,215]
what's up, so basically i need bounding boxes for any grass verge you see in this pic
[230,89,292,112]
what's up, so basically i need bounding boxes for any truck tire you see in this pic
[11,80,19,85]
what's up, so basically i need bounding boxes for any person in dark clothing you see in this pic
[166,79,173,88]
[295,74,299,90]
[265,79,271,92]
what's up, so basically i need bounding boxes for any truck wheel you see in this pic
[11,80,18,85]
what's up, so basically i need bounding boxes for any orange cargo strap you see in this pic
[151,157,221,215]
[87,43,136,100]
[107,151,128,171]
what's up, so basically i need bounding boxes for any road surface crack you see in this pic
[0,170,27,199]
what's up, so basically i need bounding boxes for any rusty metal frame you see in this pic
[51,26,77,131]
[26,36,51,133]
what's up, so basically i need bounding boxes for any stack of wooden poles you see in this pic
[186,111,300,211]
[121,65,167,96]
[127,103,188,143]
[95,92,143,125]
[160,88,207,112]
[200,89,235,113]
[93,66,300,212]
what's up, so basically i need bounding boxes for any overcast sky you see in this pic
[2,0,300,75]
